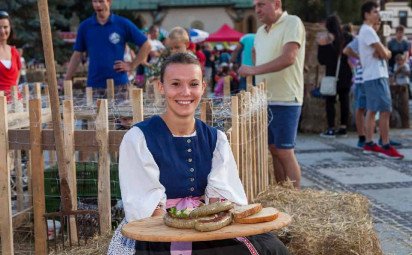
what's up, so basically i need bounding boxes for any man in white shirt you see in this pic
[358,1,403,159]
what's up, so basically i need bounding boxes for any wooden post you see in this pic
[15,150,24,211]
[250,88,258,197]
[246,76,253,91]
[63,99,78,242]
[64,80,73,100]
[38,0,72,212]
[30,99,47,254]
[226,128,232,146]
[34,82,42,99]
[11,86,19,112]
[107,79,115,101]
[237,92,246,194]
[0,95,14,255]
[245,92,253,200]
[23,84,30,111]
[153,80,163,107]
[224,76,231,97]
[255,87,263,192]
[44,85,51,108]
[200,99,213,126]
[261,81,269,188]
[231,96,240,170]
[86,87,93,106]
[96,99,111,234]
[131,88,144,123]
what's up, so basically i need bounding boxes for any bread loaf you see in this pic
[234,207,279,224]
[232,203,263,220]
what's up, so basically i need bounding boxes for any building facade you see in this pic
[111,0,259,34]
[384,0,412,37]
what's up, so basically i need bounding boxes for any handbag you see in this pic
[320,56,341,96]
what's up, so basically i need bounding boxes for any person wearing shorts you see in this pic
[268,105,301,149]
[239,0,306,188]
[358,1,403,159]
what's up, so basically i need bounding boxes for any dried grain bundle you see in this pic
[254,183,383,255]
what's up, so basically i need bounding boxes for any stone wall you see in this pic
[300,23,327,133]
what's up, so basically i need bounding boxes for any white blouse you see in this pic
[119,126,248,222]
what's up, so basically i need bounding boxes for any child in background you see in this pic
[393,53,410,87]
[214,63,239,97]
[214,63,230,97]
[146,26,191,81]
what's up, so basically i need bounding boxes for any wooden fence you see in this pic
[0,78,268,254]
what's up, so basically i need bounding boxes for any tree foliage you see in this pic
[0,0,92,64]
[283,0,366,24]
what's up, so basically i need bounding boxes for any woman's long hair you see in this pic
[325,15,343,54]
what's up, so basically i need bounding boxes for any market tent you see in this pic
[206,24,244,42]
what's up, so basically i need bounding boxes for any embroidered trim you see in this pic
[236,237,260,255]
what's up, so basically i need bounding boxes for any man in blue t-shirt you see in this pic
[65,0,151,89]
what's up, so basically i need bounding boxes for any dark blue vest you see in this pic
[135,116,217,199]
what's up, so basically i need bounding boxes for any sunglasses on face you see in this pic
[0,11,9,18]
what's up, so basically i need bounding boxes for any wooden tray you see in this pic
[121,212,291,242]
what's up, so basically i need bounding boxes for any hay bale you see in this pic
[49,234,112,255]
[254,184,383,255]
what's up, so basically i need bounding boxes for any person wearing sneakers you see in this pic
[344,20,402,149]
[358,1,404,159]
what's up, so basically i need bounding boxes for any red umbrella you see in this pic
[206,24,244,42]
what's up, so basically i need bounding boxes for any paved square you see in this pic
[317,166,412,185]
[297,151,360,166]
[295,137,334,151]
[374,223,412,255]
[301,176,317,188]
[333,136,361,148]
[397,149,412,161]
[360,188,412,212]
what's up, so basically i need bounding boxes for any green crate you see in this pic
[44,162,120,198]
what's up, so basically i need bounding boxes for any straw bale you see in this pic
[254,183,383,255]
[49,234,112,255]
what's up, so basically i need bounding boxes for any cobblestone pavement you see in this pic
[296,129,412,255]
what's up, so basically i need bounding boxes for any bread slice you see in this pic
[234,207,279,224]
[232,203,263,220]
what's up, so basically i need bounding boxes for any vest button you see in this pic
[190,187,194,191]
[187,148,192,153]
[189,168,194,172]
[188,158,192,162]
[190,178,195,182]
[187,139,191,143]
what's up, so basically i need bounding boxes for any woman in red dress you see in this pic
[0,11,21,102]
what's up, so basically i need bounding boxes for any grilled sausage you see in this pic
[194,212,232,232]
[189,201,234,218]
[163,213,197,229]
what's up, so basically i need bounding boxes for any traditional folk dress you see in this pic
[108,116,289,255]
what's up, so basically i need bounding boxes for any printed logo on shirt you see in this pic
[109,32,121,44]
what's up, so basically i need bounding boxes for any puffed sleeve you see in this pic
[119,127,166,222]
[205,130,248,205]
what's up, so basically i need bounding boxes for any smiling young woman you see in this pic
[158,55,206,136]
[108,52,289,255]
